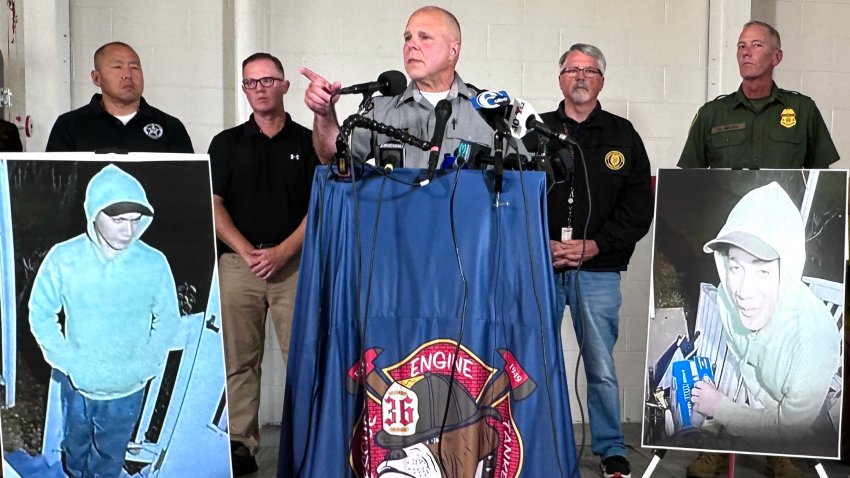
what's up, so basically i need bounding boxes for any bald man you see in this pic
[301,6,493,168]
[46,41,193,153]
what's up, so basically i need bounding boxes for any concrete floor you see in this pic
[252,423,850,477]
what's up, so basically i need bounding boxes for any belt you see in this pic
[253,242,277,249]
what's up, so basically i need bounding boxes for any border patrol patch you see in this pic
[780,108,796,128]
[143,123,164,139]
[605,150,625,170]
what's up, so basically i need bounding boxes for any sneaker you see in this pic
[765,456,803,478]
[230,441,259,477]
[686,452,729,478]
[600,455,631,478]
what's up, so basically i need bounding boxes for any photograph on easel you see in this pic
[0,154,231,477]
[643,168,847,459]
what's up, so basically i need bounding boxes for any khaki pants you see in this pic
[219,252,299,454]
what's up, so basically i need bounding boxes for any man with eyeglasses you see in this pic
[528,43,653,478]
[208,52,321,476]
[679,21,838,478]
[46,41,193,153]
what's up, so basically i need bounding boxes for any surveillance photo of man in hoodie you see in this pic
[28,163,181,478]
[690,181,841,455]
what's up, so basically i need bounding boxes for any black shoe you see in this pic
[600,455,631,478]
[231,441,259,476]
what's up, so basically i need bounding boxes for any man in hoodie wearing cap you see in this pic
[690,182,839,455]
[28,164,181,478]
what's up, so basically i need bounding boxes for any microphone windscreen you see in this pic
[377,70,407,96]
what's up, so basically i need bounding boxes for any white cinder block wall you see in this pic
[35,0,847,426]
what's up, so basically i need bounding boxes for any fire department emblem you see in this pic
[605,150,625,170]
[346,340,537,478]
[143,123,164,139]
[780,108,797,128]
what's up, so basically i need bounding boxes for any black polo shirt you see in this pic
[46,94,194,153]
[209,113,318,253]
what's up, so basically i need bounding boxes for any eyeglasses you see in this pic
[559,67,603,78]
[242,77,284,89]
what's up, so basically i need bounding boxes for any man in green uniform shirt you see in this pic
[678,21,839,170]
[681,21,839,478]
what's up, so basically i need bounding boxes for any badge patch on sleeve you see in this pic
[780,108,797,128]
[605,150,625,170]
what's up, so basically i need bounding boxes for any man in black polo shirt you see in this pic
[209,52,320,476]
[46,41,193,153]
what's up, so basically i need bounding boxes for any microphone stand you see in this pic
[492,130,505,207]
[336,93,377,177]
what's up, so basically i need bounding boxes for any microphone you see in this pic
[470,90,512,132]
[470,89,512,110]
[507,98,543,139]
[525,115,576,145]
[426,99,452,180]
[378,140,404,171]
[337,70,407,96]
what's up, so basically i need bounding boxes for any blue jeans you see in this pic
[556,270,626,460]
[60,374,145,478]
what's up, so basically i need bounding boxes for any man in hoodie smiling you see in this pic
[690,182,840,455]
[28,164,180,478]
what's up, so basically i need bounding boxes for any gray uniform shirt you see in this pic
[351,73,495,169]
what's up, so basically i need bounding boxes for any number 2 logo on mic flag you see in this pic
[471,90,511,110]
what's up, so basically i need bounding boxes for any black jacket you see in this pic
[533,101,654,272]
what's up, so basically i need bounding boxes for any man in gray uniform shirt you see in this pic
[300,5,494,168]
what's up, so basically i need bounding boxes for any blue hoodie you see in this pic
[29,164,180,399]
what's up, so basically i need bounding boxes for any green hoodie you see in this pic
[705,181,839,441]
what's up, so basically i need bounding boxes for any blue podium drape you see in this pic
[279,167,577,477]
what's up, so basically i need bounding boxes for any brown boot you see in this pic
[686,452,729,478]
[765,456,803,478]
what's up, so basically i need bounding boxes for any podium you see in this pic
[279,167,577,477]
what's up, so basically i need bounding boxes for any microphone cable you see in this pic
[296,164,336,477]
[568,143,592,476]
[435,164,469,474]
[348,167,389,474]
[515,158,568,478]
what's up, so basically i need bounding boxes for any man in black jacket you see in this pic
[534,43,653,478]
[46,41,193,153]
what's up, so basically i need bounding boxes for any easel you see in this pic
[641,451,830,477]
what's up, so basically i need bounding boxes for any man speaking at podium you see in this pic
[533,43,654,478]
[300,5,493,168]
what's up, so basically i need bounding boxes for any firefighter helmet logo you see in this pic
[346,340,537,477]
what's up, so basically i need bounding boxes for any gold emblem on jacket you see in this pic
[605,150,625,170]
[780,108,797,128]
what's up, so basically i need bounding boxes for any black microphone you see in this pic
[426,99,452,181]
[337,70,407,96]
[378,140,405,171]
[525,116,577,145]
